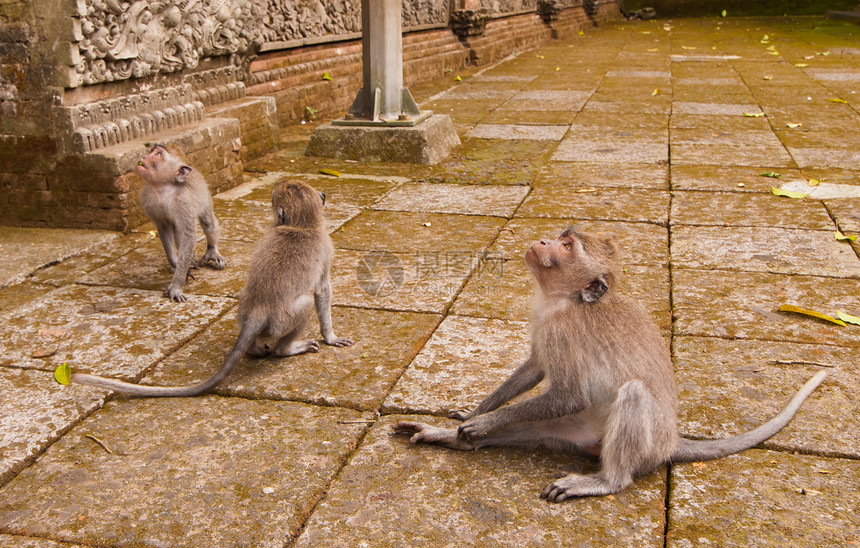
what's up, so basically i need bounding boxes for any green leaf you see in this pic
[322,72,332,81]
[54,362,71,385]
[835,231,858,242]
[837,310,860,326]
[778,305,846,326]
[319,168,341,177]
[743,112,764,117]
[771,187,808,199]
[760,171,781,179]
[721,9,727,17]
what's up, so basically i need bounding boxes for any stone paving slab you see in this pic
[481,109,578,125]
[0,284,233,376]
[670,165,809,193]
[672,269,860,347]
[465,124,570,141]
[673,336,860,457]
[0,228,120,289]
[293,416,667,547]
[372,182,528,217]
[670,226,860,278]
[145,307,440,411]
[0,535,83,548]
[536,161,669,190]
[518,185,671,225]
[670,190,835,229]
[0,368,106,485]
[0,397,368,547]
[670,143,797,168]
[668,450,860,547]
[825,197,860,233]
[426,138,555,185]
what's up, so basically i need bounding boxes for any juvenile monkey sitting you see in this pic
[395,228,827,500]
[137,144,227,302]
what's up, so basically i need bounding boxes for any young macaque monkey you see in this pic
[395,228,827,500]
[137,144,226,302]
[72,180,354,397]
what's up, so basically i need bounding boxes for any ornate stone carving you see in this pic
[476,0,538,13]
[450,9,491,38]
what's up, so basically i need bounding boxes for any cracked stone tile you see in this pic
[466,124,570,141]
[518,185,670,225]
[671,226,859,277]
[670,191,835,229]
[672,269,860,347]
[384,316,531,414]
[670,165,808,193]
[143,307,439,411]
[0,368,106,485]
[332,210,506,254]
[824,197,860,233]
[671,144,796,168]
[673,336,859,457]
[552,139,667,164]
[787,147,860,169]
[77,238,257,299]
[0,284,233,377]
[372,182,528,217]
[668,450,860,547]
[0,228,120,289]
[537,161,668,190]
[0,283,54,317]
[331,249,475,313]
[294,416,667,547]
[0,397,368,547]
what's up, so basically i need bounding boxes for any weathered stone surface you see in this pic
[145,307,440,410]
[373,182,528,217]
[535,161,669,190]
[294,416,667,547]
[426,138,555,186]
[673,336,860,457]
[671,226,860,278]
[672,269,860,347]
[824,197,860,233]
[668,450,860,547]
[0,368,106,485]
[518,185,671,225]
[0,284,233,376]
[671,143,796,168]
[0,535,83,548]
[0,397,368,547]
[552,125,668,163]
[0,227,119,289]
[466,124,570,141]
[670,165,808,193]
[670,190,835,229]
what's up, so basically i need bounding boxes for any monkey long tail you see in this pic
[71,319,266,397]
[670,370,828,463]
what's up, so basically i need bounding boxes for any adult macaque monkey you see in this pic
[72,180,354,397]
[395,228,827,500]
[137,144,226,302]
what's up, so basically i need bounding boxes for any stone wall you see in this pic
[0,0,619,232]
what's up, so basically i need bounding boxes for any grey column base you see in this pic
[306,114,460,165]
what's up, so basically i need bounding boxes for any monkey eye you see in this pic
[563,242,572,251]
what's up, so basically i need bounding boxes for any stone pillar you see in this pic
[307,0,460,164]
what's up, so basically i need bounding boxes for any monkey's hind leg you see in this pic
[271,295,319,357]
[198,210,226,270]
[541,380,664,501]
[393,421,476,451]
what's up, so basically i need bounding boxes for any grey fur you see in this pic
[72,180,353,397]
[137,144,226,303]
[394,229,827,500]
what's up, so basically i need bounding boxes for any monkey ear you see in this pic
[598,235,617,258]
[277,206,290,226]
[318,191,326,205]
[581,276,609,303]
[176,165,192,184]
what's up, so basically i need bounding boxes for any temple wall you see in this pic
[0,0,619,231]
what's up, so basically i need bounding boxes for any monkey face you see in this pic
[136,145,191,185]
[525,229,615,303]
[136,145,167,180]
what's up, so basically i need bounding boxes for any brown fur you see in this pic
[72,179,353,397]
[137,144,226,302]
[395,228,827,499]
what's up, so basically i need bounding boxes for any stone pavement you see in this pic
[1,15,859,547]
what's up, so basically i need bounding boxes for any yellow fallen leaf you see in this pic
[641,31,651,34]
[763,76,773,80]
[721,9,727,17]
[762,34,769,41]
[536,54,545,59]
[54,362,71,385]
[148,230,157,237]
[837,310,860,326]
[785,122,801,128]
[578,30,585,35]
[322,71,332,81]
[795,63,808,68]
[744,112,764,117]
[454,75,462,82]
[767,45,776,51]
[835,231,858,242]
[778,305,846,326]
[555,67,561,72]
[319,168,341,177]
[760,171,781,179]
[682,46,696,50]
[768,51,780,56]
[771,187,808,199]
[817,51,830,56]
[828,98,848,104]
[651,88,660,96]
[422,221,432,227]
[647,48,659,52]
[807,178,821,186]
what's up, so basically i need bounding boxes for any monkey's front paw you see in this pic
[457,416,492,442]
[448,409,474,421]
[200,250,226,270]
[393,421,474,450]
[324,336,354,347]
[164,287,187,303]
